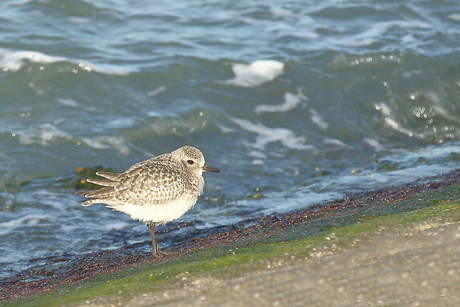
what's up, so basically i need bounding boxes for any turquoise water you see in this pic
[1,0,459,277]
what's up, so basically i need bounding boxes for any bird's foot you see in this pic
[151,249,173,258]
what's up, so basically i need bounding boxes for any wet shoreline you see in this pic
[2,168,460,304]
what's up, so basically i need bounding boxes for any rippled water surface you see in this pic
[1,0,459,277]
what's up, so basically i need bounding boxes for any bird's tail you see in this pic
[74,171,121,206]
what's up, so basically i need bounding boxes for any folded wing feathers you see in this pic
[86,178,118,187]
[74,160,187,207]
[96,171,121,180]
[74,172,121,205]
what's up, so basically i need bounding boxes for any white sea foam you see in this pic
[0,215,53,235]
[230,117,314,151]
[100,222,131,231]
[28,82,45,96]
[0,49,67,71]
[384,117,422,138]
[0,48,136,76]
[17,124,71,146]
[330,160,456,193]
[374,101,424,139]
[216,124,234,134]
[146,111,180,118]
[324,138,351,149]
[14,190,73,213]
[147,85,167,97]
[447,14,460,21]
[339,38,377,47]
[82,136,131,156]
[402,69,423,78]
[374,102,391,116]
[363,138,386,152]
[255,88,307,114]
[424,90,441,104]
[432,105,460,124]
[410,91,460,124]
[68,17,90,24]
[223,60,284,87]
[88,62,137,76]
[310,108,329,130]
[58,98,79,107]
[104,117,138,129]
[248,150,267,159]
[269,7,314,23]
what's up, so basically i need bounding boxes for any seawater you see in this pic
[1,0,459,277]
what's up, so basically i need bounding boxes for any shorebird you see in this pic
[75,146,220,257]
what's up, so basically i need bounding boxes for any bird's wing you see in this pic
[123,154,170,173]
[114,161,186,205]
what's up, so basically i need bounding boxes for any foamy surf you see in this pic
[230,117,315,151]
[17,124,71,146]
[223,60,284,87]
[81,136,132,156]
[0,48,137,76]
[255,88,308,114]
[0,49,67,71]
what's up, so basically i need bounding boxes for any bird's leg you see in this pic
[147,222,160,258]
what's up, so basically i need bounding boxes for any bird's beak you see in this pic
[202,164,220,173]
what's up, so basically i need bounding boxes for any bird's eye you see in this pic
[187,160,194,165]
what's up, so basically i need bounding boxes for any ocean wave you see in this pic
[13,122,132,156]
[0,48,137,76]
[0,49,67,72]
